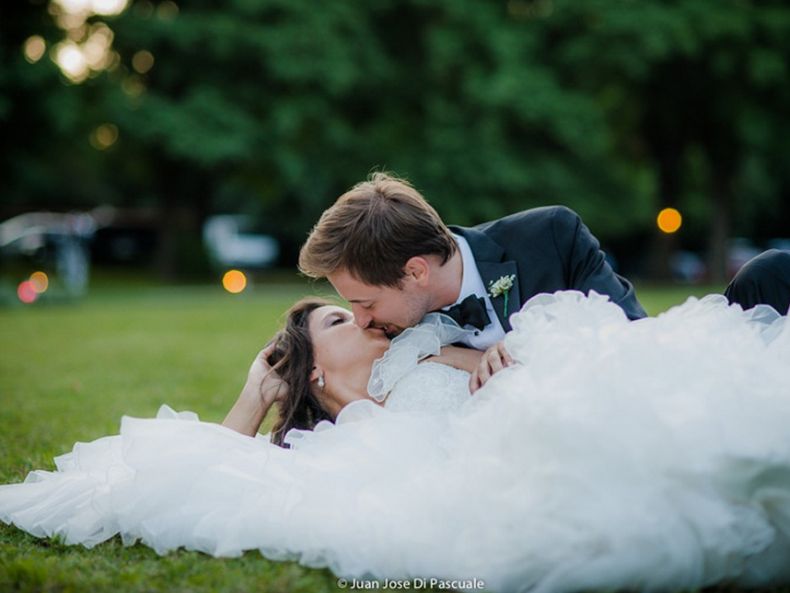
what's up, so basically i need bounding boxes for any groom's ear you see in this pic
[403,256,430,286]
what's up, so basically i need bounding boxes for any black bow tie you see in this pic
[443,295,491,330]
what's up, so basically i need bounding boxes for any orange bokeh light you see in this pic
[657,208,682,234]
[30,271,49,293]
[222,270,247,294]
[18,281,38,304]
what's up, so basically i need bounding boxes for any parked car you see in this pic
[767,238,790,252]
[670,250,706,284]
[727,238,763,278]
[202,215,279,269]
[0,212,94,297]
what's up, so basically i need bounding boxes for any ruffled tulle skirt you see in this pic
[2,292,790,593]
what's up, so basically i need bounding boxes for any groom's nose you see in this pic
[351,304,372,328]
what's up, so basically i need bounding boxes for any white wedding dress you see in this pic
[2,291,790,593]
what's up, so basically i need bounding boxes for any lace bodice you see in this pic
[383,362,471,413]
[366,313,473,413]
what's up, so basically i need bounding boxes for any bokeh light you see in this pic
[17,281,38,304]
[91,0,129,15]
[121,75,146,97]
[30,271,49,293]
[53,0,128,18]
[132,50,154,74]
[134,1,155,18]
[222,270,247,294]
[657,208,682,234]
[55,41,90,82]
[157,1,179,19]
[81,23,114,70]
[23,36,47,63]
[90,123,119,150]
[49,0,127,83]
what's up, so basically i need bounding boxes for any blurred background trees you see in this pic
[2,0,789,281]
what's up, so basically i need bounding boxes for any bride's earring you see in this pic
[317,374,325,390]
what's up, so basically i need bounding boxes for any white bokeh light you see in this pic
[55,0,92,13]
[47,0,130,83]
[82,24,113,69]
[55,42,89,82]
[92,0,129,16]
[52,0,128,16]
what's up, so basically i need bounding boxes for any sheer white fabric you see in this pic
[2,291,790,593]
[367,312,473,402]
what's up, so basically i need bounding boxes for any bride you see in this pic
[1,291,790,593]
[223,297,483,445]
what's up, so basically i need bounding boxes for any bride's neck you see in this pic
[324,360,377,417]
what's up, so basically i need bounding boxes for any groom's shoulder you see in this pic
[473,205,579,237]
[450,206,591,263]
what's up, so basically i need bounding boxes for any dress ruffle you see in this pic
[2,291,790,593]
[367,313,472,401]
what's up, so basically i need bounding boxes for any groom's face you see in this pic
[328,268,431,337]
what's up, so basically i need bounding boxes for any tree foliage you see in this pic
[3,0,789,278]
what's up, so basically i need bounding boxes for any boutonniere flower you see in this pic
[488,274,517,316]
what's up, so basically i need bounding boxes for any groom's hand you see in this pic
[469,341,513,394]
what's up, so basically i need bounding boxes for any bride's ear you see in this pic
[309,366,325,390]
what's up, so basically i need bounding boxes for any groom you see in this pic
[298,172,647,390]
[298,172,789,389]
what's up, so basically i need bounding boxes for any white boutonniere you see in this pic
[488,274,517,316]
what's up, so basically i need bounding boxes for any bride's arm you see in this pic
[222,344,287,436]
[423,345,483,373]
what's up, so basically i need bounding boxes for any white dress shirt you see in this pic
[441,234,506,350]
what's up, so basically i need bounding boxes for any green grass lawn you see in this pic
[0,279,732,593]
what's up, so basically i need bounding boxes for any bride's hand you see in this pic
[223,343,289,436]
[246,343,289,406]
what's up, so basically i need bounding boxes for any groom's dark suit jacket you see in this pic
[450,206,647,331]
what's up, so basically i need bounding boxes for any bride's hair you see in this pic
[267,297,334,447]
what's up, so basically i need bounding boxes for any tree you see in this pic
[4,0,789,279]
[534,0,790,280]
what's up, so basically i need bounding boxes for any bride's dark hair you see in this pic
[267,297,334,447]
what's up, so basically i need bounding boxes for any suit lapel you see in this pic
[477,260,520,332]
[451,226,521,332]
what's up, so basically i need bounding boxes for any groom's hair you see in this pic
[299,172,457,287]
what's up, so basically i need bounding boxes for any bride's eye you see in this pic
[331,316,346,326]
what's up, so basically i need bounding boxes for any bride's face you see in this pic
[308,304,390,378]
